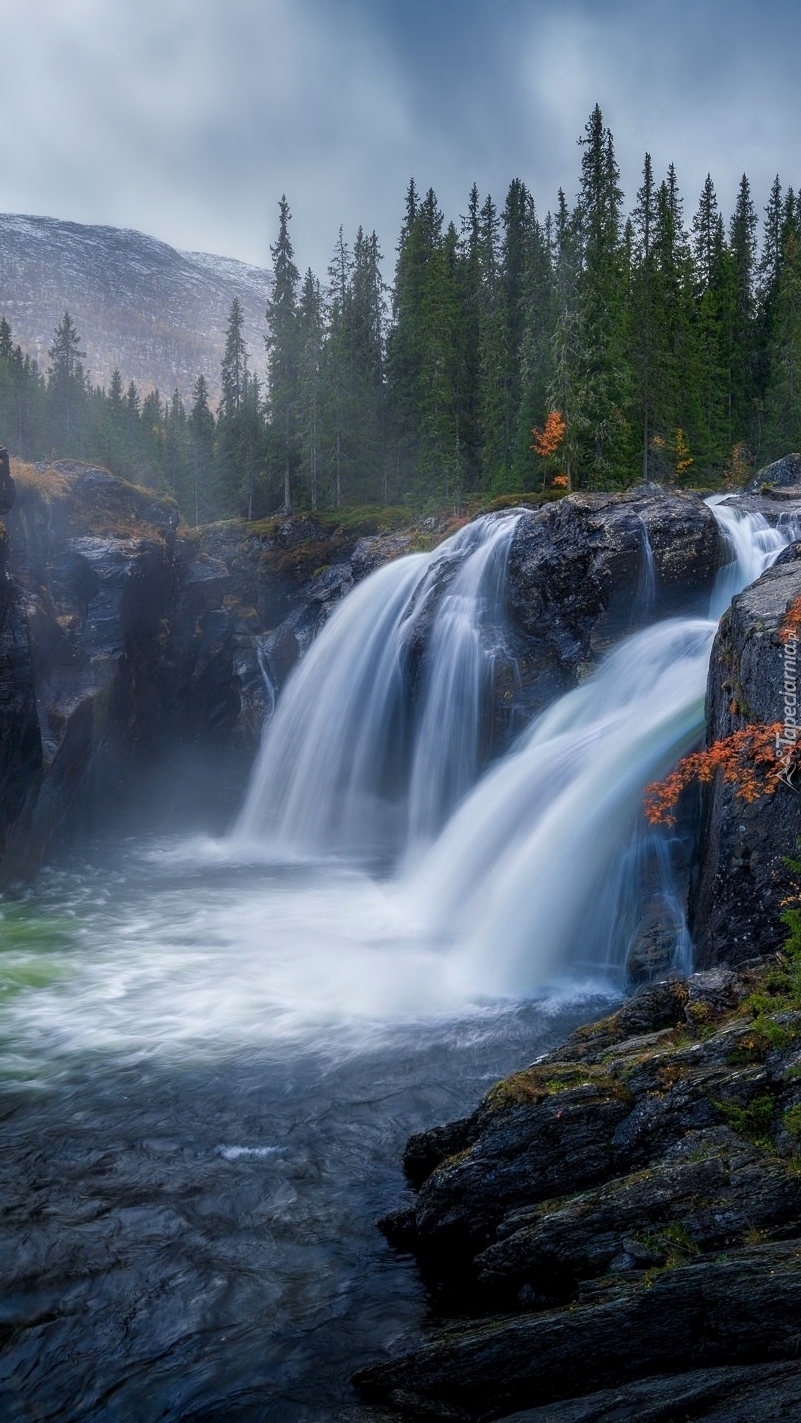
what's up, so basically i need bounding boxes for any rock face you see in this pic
[356,966,801,1420]
[0,456,42,868]
[500,487,722,726]
[0,461,418,882]
[690,556,801,966]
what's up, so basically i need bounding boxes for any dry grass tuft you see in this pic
[10,459,70,505]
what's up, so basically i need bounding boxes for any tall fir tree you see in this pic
[296,268,324,510]
[48,311,86,450]
[265,195,300,512]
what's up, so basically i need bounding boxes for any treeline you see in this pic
[3,103,801,518]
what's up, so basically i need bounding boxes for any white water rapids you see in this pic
[2,496,799,1068]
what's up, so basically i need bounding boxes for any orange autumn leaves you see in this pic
[530,410,568,489]
[530,410,566,459]
[644,722,785,825]
[644,595,801,825]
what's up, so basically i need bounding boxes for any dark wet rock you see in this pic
[475,1130,801,1299]
[0,567,42,865]
[410,1082,634,1260]
[503,488,723,724]
[746,452,801,493]
[397,490,723,747]
[357,964,801,1417]
[0,447,15,513]
[690,556,801,967]
[355,1241,801,1418]
[480,1362,801,1423]
[402,1117,480,1191]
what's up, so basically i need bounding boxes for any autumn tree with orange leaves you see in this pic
[530,410,568,490]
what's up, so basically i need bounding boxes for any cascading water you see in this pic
[235,493,801,997]
[411,617,713,994]
[234,513,520,858]
[630,517,657,626]
[708,496,801,616]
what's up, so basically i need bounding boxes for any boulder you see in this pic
[503,488,723,725]
[746,452,801,493]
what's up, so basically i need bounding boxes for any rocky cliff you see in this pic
[689,544,801,966]
[0,459,423,883]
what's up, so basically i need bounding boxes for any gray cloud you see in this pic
[1,0,800,283]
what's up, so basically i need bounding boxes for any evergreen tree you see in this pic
[188,374,215,524]
[691,175,728,464]
[570,106,631,485]
[296,268,324,510]
[265,195,300,512]
[630,153,659,477]
[48,311,86,450]
[727,174,758,439]
[386,179,425,491]
[218,297,249,505]
[322,227,354,507]
[221,298,246,417]
[764,223,801,455]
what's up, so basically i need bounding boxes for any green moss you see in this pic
[714,1092,777,1147]
[483,1062,634,1113]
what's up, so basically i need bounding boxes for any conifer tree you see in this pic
[48,311,86,449]
[296,268,324,510]
[691,175,728,464]
[188,374,215,524]
[727,174,758,439]
[570,106,631,485]
[265,195,300,512]
[218,297,249,505]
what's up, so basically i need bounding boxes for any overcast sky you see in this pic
[1,0,799,278]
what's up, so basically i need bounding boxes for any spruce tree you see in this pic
[570,106,632,485]
[265,195,300,512]
[296,268,324,510]
[48,311,86,450]
[188,374,215,524]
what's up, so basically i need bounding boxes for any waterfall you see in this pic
[630,517,657,626]
[234,514,520,858]
[412,618,713,994]
[708,497,801,617]
[411,498,801,994]
[234,496,800,996]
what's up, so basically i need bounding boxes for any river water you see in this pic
[1,496,796,1419]
[0,845,606,1421]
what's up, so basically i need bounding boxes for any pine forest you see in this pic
[3,105,801,519]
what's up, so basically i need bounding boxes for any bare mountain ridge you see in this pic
[0,213,271,404]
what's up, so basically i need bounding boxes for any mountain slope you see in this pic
[0,214,271,404]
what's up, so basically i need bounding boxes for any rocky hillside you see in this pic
[0,214,271,402]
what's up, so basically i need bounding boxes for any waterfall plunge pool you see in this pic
[0,842,609,1422]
